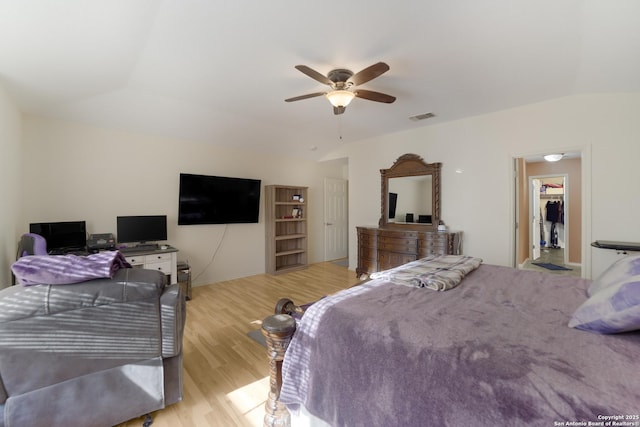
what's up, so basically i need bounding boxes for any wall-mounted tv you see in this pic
[117,215,167,244]
[178,173,261,225]
[29,220,87,253]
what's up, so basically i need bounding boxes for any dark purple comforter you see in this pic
[280,264,640,427]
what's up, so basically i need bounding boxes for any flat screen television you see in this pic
[29,220,87,253]
[117,215,167,244]
[388,192,398,219]
[178,173,261,225]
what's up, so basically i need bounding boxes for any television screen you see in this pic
[29,221,87,253]
[178,173,261,225]
[117,215,167,244]
[388,192,398,219]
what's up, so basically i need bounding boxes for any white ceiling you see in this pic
[1,1,639,160]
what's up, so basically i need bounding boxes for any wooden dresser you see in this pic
[356,226,462,277]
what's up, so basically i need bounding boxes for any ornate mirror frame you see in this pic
[379,153,441,231]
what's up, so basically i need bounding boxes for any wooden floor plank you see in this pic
[116,261,356,427]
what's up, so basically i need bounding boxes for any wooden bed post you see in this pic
[261,313,297,427]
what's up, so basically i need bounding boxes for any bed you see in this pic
[261,255,640,427]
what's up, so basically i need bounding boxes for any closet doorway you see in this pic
[531,175,568,266]
[514,154,583,277]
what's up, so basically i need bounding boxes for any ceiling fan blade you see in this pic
[354,89,396,104]
[285,92,326,102]
[349,62,390,86]
[295,65,332,85]
[333,106,346,115]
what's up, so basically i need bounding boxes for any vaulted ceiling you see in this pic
[1,1,639,160]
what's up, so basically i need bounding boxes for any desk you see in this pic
[121,246,179,285]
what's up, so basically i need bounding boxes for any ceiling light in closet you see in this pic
[543,153,563,162]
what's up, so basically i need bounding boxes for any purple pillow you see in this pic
[569,260,640,333]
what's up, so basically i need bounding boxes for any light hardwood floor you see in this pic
[117,261,358,427]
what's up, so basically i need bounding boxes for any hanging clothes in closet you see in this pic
[545,200,564,248]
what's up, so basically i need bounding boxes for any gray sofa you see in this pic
[0,268,185,427]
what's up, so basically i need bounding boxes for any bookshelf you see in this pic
[265,185,308,274]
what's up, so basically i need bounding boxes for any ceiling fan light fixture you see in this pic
[326,90,355,108]
[544,153,564,162]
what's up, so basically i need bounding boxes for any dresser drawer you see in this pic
[358,238,377,248]
[419,239,447,253]
[378,237,417,253]
[378,251,416,270]
[419,245,448,256]
[419,238,448,248]
[419,235,447,245]
[359,247,377,260]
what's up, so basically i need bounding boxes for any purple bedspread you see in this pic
[280,264,640,427]
[12,251,132,285]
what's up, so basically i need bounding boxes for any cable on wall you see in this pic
[191,224,228,284]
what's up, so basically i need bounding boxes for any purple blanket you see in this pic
[280,264,640,426]
[12,251,132,285]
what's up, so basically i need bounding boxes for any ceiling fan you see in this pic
[285,62,396,115]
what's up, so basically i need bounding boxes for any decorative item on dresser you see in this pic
[356,226,462,277]
[356,153,462,277]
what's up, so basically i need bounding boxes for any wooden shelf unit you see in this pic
[265,185,308,274]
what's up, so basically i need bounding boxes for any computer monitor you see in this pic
[116,215,167,244]
[29,221,87,253]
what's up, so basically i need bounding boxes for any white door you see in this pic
[324,178,348,261]
[531,178,541,261]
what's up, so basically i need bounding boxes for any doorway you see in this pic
[526,175,576,275]
[514,153,583,277]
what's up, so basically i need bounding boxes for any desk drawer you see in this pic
[146,260,172,275]
[145,253,173,263]
[124,255,144,265]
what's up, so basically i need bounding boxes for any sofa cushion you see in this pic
[0,269,164,323]
[3,358,164,427]
[161,283,186,358]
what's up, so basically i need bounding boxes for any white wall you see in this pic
[22,116,345,285]
[0,84,22,288]
[15,93,640,284]
[324,94,640,278]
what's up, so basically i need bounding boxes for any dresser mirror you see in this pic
[379,153,441,230]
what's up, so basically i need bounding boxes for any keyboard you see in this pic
[119,244,159,254]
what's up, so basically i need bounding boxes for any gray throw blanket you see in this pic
[370,254,482,291]
[12,251,132,285]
